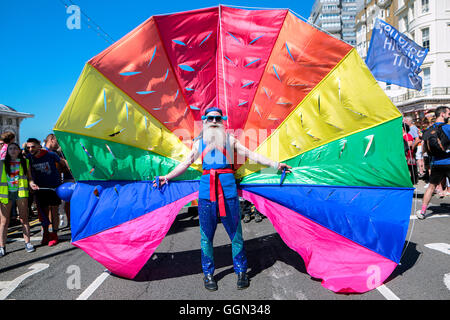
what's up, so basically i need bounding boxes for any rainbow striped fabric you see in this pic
[54,6,413,293]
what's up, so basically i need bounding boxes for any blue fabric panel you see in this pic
[239,184,413,263]
[71,180,200,242]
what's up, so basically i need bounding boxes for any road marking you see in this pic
[0,263,49,300]
[7,219,40,236]
[445,273,450,292]
[410,214,450,220]
[376,284,400,300]
[7,237,41,243]
[424,243,450,256]
[425,243,450,292]
[76,270,111,300]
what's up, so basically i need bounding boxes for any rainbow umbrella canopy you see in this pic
[54,5,414,293]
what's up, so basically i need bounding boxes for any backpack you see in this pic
[422,123,450,157]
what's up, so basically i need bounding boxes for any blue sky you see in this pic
[0,0,316,144]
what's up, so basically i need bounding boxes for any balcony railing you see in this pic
[390,87,450,104]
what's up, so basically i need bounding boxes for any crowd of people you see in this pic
[1,106,448,265]
[0,132,72,257]
[403,106,450,219]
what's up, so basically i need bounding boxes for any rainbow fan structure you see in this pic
[54,5,414,293]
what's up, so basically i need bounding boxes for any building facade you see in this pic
[309,0,364,46]
[355,0,450,129]
[0,104,34,143]
[355,0,402,94]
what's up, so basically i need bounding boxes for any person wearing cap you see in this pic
[153,107,291,291]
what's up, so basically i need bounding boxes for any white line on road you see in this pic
[425,243,450,292]
[444,273,450,292]
[376,285,400,300]
[410,214,450,220]
[0,263,49,300]
[76,270,111,300]
[424,243,450,256]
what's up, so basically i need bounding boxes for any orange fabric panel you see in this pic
[88,17,196,142]
[216,6,287,132]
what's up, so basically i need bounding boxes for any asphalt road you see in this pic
[1,180,449,303]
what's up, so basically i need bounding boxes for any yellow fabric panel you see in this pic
[236,49,402,178]
[54,64,201,170]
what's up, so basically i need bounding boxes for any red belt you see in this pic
[202,168,235,217]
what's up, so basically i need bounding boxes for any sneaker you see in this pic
[254,212,263,223]
[0,247,5,257]
[243,214,251,223]
[25,242,35,253]
[416,210,426,220]
[48,232,59,247]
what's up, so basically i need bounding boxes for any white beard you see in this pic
[202,124,226,150]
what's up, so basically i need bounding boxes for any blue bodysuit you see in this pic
[198,136,247,276]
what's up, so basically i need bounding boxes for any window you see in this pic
[343,23,355,29]
[341,15,355,20]
[422,67,430,95]
[320,13,340,20]
[422,0,429,13]
[422,27,430,50]
[342,6,356,12]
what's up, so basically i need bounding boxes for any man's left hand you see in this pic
[277,163,292,172]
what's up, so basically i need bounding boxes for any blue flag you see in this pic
[365,18,428,90]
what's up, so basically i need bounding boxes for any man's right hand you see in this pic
[152,176,168,188]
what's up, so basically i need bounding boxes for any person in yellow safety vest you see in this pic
[0,143,39,257]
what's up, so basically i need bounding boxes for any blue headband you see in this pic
[203,107,223,116]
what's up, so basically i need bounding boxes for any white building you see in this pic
[309,0,364,46]
[355,0,450,128]
[391,0,450,127]
[0,104,34,143]
[355,0,399,94]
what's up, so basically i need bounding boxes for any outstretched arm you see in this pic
[231,136,291,171]
[153,140,201,187]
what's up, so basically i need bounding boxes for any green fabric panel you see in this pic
[240,118,413,188]
[54,131,201,182]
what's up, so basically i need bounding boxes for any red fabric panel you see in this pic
[154,7,219,126]
[217,7,287,131]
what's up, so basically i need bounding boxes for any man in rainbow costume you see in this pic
[154,107,290,291]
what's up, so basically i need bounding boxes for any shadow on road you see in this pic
[132,231,308,283]
[387,241,421,282]
[131,211,422,294]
